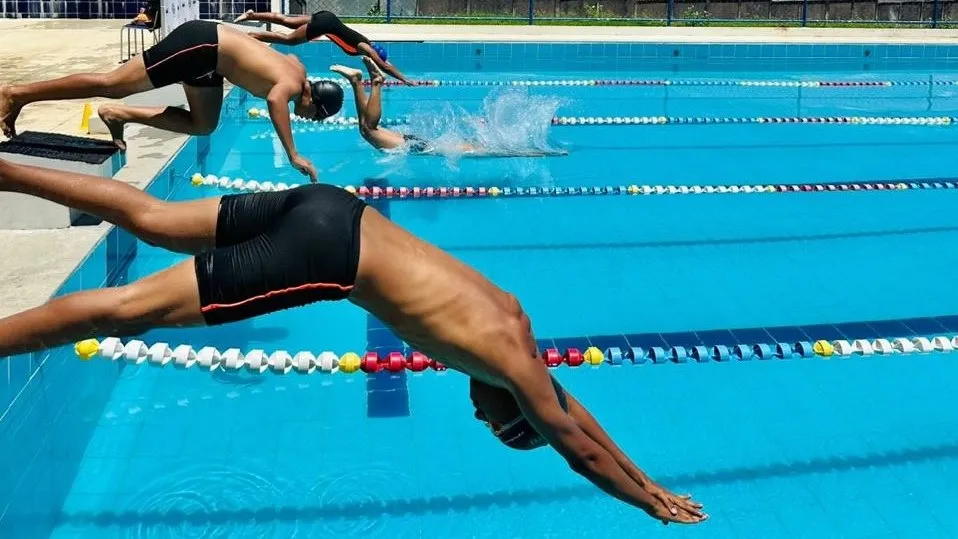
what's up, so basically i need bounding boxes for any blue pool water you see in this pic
[7,41,958,538]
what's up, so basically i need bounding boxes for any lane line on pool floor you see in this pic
[190,173,958,198]
[72,334,958,377]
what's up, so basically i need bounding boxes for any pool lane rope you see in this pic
[74,335,958,376]
[246,109,958,131]
[190,172,953,198]
[316,77,958,89]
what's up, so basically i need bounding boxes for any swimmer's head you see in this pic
[371,43,388,62]
[298,79,344,121]
[470,376,568,450]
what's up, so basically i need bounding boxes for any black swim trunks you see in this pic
[403,133,429,153]
[143,20,223,88]
[305,11,369,54]
[194,184,367,326]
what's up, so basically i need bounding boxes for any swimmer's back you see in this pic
[352,209,522,383]
[216,24,306,97]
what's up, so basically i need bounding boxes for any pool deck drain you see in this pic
[4,19,958,319]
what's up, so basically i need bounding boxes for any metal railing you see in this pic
[2,0,955,29]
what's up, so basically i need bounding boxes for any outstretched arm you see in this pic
[504,360,706,525]
[266,83,316,182]
[562,390,704,518]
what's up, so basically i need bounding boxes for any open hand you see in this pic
[644,485,707,525]
[291,154,318,183]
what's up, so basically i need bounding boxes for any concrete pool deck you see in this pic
[1,18,957,318]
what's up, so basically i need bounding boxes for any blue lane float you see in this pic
[733,344,753,361]
[711,345,732,362]
[649,346,668,364]
[753,343,774,359]
[795,341,815,358]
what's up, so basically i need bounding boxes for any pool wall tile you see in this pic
[280,41,958,74]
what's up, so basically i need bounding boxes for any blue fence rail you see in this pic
[0,0,954,29]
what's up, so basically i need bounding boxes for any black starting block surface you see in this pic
[0,131,119,165]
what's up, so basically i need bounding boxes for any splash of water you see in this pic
[403,87,566,158]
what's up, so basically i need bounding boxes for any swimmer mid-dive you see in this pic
[0,158,705,526]
[332,58,567,157]
[234,9,413,86]
[0,20,343,181]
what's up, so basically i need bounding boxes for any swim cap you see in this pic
[371,43,388,62]
[309,80,344,120]
[490,377,568,450]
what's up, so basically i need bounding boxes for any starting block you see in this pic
[0,131,125,229]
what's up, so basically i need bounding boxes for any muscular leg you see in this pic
[330,65,369,125]
[0,56,153,138]
[235,10,311,28]
[0,260,204,358]
[96,85,223,150]
[0,158,219,254]
[361,56,386,128]
[248,25,309,45]
[331,63,405,150]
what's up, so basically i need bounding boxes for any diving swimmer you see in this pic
[0,20,343,181]
[234,9,414,85]
[332,58,566,157]
[0,157,706,526]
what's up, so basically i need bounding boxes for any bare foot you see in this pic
[361,56,386,85]
[233,9,254,23]
[330,64,363,84]
[0,86,22,139]
[97,105,127,152]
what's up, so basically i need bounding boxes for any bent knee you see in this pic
[193,119,218,136]
[113,285,160,326]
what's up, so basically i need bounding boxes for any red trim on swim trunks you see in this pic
[146,43,218,71]
[324,33,359,55]
[200,281,354,313]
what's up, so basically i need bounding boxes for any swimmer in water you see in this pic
[0,21,342,182]
[0,157,705,526]
[332,58,566,157]
[234,9,414,86]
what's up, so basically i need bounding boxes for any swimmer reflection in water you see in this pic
[332,57,567,157]
[0,158,704,526]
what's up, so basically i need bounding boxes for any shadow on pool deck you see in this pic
[34,437,958,527]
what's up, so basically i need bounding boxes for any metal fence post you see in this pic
[801,0,808,26]
[932,0,940,28]
[528,0,534,24]
[667,0,674,25]
[386,0,392,22]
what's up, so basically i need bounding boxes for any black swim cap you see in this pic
[491,377,568,451]
[308,80,344,121]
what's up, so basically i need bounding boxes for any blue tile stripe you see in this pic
[363,179,410,419]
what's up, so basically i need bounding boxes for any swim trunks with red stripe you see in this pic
[194,184,367,325]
